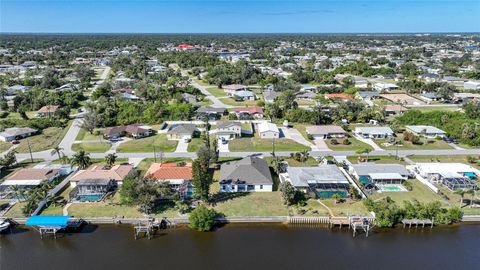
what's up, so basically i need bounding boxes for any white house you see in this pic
[219,157,273,192]
[374,82,399,91]
[216,121,242,140]
[354,126,394,139]
[464,81,480,90]
[0,127,37,142]
[257,122,280,139]
[406,125,446,138]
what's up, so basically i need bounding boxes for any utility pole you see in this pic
[27,138,33,163]
[153,145,156,163]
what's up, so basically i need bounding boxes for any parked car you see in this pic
[11,140,19,145]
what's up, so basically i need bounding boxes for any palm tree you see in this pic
[105,153,117,169]
[454,189,466,207]
[332,193,341,204]
[9,185,21,201]
[51,146,64,162]
[71,150,91,169]
[356,148,372,163]
[465,189,475,207]
[299,150,310,164]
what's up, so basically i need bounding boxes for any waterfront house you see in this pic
[103,124,153,140]
[411,163,479,191]
[280,165,350,198]
[405,125,446,138]
[257,122,280,139]
[0,168,60,198]
[145,162,193,198]
[350,163,410,187]
[0,127,38,142]
[70,164,134,188]
[354,126,394,139]
[216,121,242,140]
[37,105,60,117]
[166,124,198,141]
[219,157,273,192]
[306,125,347,139]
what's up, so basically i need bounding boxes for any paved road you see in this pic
[59,116,84,154]
[189,79,234,108]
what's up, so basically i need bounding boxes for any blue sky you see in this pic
[1,0,479,33]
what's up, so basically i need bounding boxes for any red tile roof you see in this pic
[325,93,353,99]
[145,163,193,181]
[233,106,263,114]
[176,44,194,49]
[37,105,60,113]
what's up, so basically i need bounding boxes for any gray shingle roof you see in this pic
[167,124,197,135]
[217,121,241,129]
[220,157,273,185]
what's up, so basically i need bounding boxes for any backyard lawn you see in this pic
[15,121,72,153]
[370,179,442,204]
[5,202,28,218]
[212,192,289,216]
[305,199,369,216]
[264,156,318,167]
[72,142,112,153]
[229,137,309,152]
[67,193,180,218]
[116,134,178,153]
[207,87,227,97]
[325,136,373,152]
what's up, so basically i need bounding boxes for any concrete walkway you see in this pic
[313,138,331,151]
[175,139,189,153]
[128,157,145,167]
[218,139,230,152]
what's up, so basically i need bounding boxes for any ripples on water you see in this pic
[1,223,479,270]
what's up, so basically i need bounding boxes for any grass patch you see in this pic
[75,128,104,141]
[374,134,453,150]
[4,201,28,217]
[241,122,252,131]
[305,199,369,216]
[117,134,178,153]
[264,156,318,167]
[218,97,258,106]
[0,141,13,152]
[325,136,373,152]
[15,121,72,153]
[67,192,180,218]
[212,192,289,216]
[229,137,309,152]
[207,87,227,97]
[187,137,205,153]
[71,142,112,153]
[370,179,442,204]
[347,155,408,165]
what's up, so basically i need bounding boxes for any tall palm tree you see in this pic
[105,153,117,169]
[300,150,310,164]
[51,146,64,162]
[71,150,91,169]
[9,185,21,201]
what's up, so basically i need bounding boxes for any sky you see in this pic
[1,0,479,33]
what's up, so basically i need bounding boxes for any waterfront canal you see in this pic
[1,223,479,270]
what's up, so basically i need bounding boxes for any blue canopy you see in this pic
[25,216,71,227]
[464,172,476,179]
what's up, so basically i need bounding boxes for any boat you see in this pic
[0,218,10,232]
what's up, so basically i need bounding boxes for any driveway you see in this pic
[313,138,331,151]
[353,134,384,151]
[218,139,230,152]
[175,139,189,153]
[280,127,322,151]
[189,79,233,108]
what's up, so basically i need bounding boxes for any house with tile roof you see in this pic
[145,162,193,198]
[0,168,61,197]
[37,105,60,117]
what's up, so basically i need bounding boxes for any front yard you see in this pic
[374,134,453,150]
[15,121,72,153]
[72,142,112,153]
[207,87,227,97]
[229,137,309,152]
[218,97,258,106]
[325,136,373,152]
[116,134,178,153]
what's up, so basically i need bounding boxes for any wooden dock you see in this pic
[402,218,434,228]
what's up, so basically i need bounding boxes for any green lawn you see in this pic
[229,137,309,152]
[408,155,480,169]
[370,179,442,204]
[241,122,252,131]
[116,134,178,153]
[325,136,373,152]
[5,201,27,218]
[305,199,369,216]
[207,87,227,97]
[291,123,313,142]
[0,141,12,152]
[193,99,214,106]
[218,97,258,106]
[347,155,407,165]
[15,121,72,153]
[187,138,205,152]
[67,193,180,218]
[414,106,461,112]
[374,134,453,150]
[72,142,112,153]
[212,192,289,216]
[75,128,105,141]
[264,156,318,167]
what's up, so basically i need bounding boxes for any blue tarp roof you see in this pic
[25,216,71,227]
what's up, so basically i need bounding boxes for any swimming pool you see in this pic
[77,194,104,202]
[377,185,406,192]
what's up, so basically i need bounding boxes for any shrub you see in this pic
[307,134,314,141]
[330,139,338,145]
[188,205,218,232]
[342,138,351,145]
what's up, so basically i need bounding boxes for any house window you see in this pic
[260,185,263,189]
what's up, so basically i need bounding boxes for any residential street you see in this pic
[189,79,234,108]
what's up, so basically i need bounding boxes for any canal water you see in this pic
[1,223,479,270]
